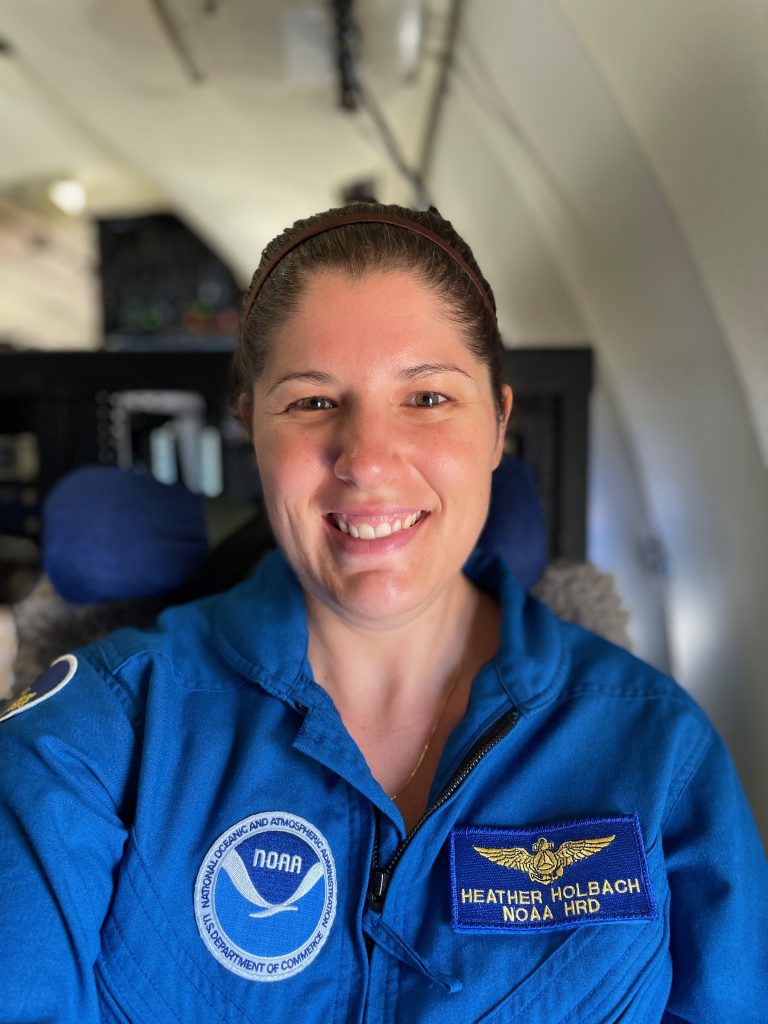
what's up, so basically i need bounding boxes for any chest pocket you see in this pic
[470,901,669,1024]
[392,837,671,1024]
[96,834,344,1024]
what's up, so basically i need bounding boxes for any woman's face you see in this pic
[246,269,512,627]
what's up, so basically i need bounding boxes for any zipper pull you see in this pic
[367,867,392,911]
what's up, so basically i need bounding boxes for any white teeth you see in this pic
[334,512,423,538]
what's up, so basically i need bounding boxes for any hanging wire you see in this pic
[329,0,433,209]
[417,0,463,186]
[149,0,206,84]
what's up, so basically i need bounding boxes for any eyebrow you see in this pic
[398,362,473,382]
[266,362,473,396]
[266,370,337,396]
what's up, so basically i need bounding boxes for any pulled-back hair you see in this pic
[235,203,505,417]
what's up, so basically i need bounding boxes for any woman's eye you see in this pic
[409,391,448,408]
[289,396,335,411]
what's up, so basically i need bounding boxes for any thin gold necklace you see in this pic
[389,659,465,802]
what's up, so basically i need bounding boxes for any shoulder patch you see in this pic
[450,814,656,932]
[0,654,79,724]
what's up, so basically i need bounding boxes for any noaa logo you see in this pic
[194,811,337,981]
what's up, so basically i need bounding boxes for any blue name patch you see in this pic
[450,814,656,932]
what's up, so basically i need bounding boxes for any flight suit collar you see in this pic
[211,548,315,705]
[210,547,566,716]
[210,547,566,830]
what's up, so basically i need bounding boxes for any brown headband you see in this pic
[241,210,497,325]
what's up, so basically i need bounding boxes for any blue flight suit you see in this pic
[0,549,766,1022]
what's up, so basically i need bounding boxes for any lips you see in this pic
[330,511,425,539]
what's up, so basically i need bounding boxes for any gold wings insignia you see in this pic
[474,834,615,884]
[555,836,615,869]
[472,846,535,874]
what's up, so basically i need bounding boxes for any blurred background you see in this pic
[0,0,766,839]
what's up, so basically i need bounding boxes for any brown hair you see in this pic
[235,202,506,417]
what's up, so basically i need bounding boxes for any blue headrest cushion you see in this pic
[43,466,209,604]
[477,456,548,589]
[41,457,546,605]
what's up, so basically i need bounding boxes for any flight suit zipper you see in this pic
[366,707,518,912]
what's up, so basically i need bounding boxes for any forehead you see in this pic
[265,269,474,372]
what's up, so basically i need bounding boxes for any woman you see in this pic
[0,203,765,1022]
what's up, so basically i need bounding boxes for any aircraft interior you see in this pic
[0,0,766,851]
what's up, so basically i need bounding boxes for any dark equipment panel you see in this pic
[0,348,592,602]
[98,214,241,348]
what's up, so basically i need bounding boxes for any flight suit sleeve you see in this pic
[0,652,137,1024]
[661,727,768,1023]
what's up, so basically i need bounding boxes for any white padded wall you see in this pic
[429,0,768,837]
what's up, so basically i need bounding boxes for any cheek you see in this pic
[418,420,499,475]
[252,432,325,513]
[416,431,496,522]
[254,425,325,470]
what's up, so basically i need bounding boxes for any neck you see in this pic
[305,573,502,828]
[305,573,480,719]
[307,573,505,827]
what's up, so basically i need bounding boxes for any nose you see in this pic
[332,406,401,489]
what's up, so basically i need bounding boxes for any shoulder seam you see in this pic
[660,724,713,830]
[78,647,147,731]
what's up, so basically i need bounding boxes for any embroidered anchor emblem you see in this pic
[473,833,615,884]
[221,849,324,918]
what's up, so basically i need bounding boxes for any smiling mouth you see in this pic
[330,511,425,539]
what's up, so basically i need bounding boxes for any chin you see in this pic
[311,567,442,626]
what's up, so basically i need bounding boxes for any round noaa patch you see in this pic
[0,654,78,723]
[194,811,337,982]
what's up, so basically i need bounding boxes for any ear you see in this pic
[492,385,513,468]
[237,393,253,438]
